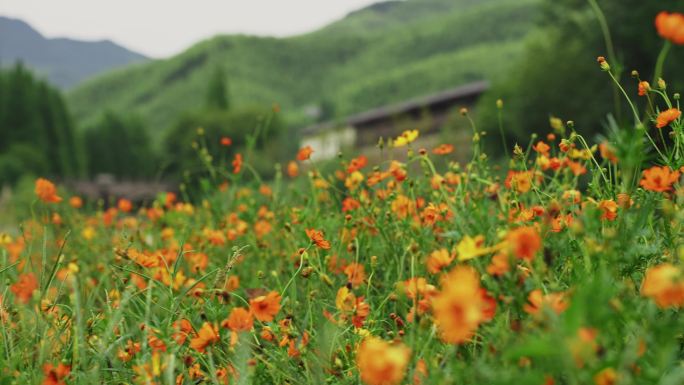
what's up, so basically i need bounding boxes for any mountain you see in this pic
[67,0,541,135]
[0,16,147,88]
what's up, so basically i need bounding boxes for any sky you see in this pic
[0,0,381,58]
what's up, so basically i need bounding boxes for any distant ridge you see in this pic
[0,16,147,88]
[67,0,541,134]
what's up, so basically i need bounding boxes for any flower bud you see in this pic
[658,78,667,90]
[597,56,610,71]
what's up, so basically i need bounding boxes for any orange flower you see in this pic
[35,178,62,203]
[505,170,534,193]
[426,248,454,274]
[297,145,314,161]
[598,142,617,164]
[655,108,681,128]
[220,136,232,146]
[431,265,487,344]
[118,198,133,213]
[655,11,684,45]
[172,319,194,345]
[165,192,177,208]
[523,289,568,316]
[249,291,281,322]
[342,197,361,212]
[391,194,416,219]
[356,336,411,385]
[598,200,618,221]
[568,327,599,368]
[640,263,684,309]
[639,165,680,192]
[352,298,370,328]
[486,253,510,276]
[594,367,618,385]
[117,339,141,362]
[147,333,167,352]
[11,272,38,303]
[43,362,71,385]
[232,153,243,174]
[506,226,541,262]
[344,263,366,288]
[189,322,220,353]
[306,228,331,249]
[402,277,436,301]
[432,144,454,155]
[637,81,650,96]
[69,196,83,209]
[222,307,254,346]
[533,141,550,157]
[347,155,368,173]
[222,307,254,331]
[287,161,299,178]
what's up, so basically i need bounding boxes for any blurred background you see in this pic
[0,0,682,201]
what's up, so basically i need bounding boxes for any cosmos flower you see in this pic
[506,226,542,262]
[344,263,366,288]
[639,166,680,192]
[432,143,454,155]
[222,307,253,332]
[306,228,331,249]
[655,108,681,129]
[249,291,281,322]
[356,336,411,385]
[43,363,71,385]
[655,11,684,45]
[11,272,38,304]
[232,153,243,174]
[35,178,62,203]
[426,248,454,274]
[297,145,314,161]
[393,130,419,147]
[523,289,569,316]
[189,322,220,353]
[641,263,684,309]
[431,265,488,344]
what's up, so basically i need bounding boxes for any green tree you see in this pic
[205,66,230,110]
[83,112,155,179]
[164,105,288,180]
[0,63,80,185]
[477,0,684,151]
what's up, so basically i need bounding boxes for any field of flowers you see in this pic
[1,11,684,385]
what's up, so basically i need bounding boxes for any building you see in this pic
[300,81,489,160]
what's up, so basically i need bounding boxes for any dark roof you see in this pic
[302,81,489,135]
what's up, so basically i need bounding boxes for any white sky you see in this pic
[0,0,380,58]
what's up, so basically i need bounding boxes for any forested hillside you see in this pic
[67,0,540,135]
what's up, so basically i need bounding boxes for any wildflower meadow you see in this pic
[2,9,684,385]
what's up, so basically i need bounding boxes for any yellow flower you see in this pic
[345,171,364,191]
[456,235,501,261]
[0,233,12,246]
[336,286,356,312]
[81,226,96,241]
[393,130,419,147]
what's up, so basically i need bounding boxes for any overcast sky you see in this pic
[0,0,380,58]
